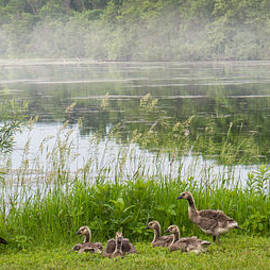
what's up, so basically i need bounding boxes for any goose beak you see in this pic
[76,230,81,235]
[145,226,150,230]
[164,229,169,233]
[177,195,183,200]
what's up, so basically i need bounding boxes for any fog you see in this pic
[0,13,269,61]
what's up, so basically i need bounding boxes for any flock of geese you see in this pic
[70,191,240,257]
[0,191,240,258]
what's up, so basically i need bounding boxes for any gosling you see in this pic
[177,191,239,244]
[165,225,210,254]
[103,232,136,258]
[73,226,103,253]
[103,232,123,258]
[146,220,173,247]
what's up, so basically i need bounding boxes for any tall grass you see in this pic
[1,95,270,249]
[1,161,270,249]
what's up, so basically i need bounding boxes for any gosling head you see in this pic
[73,244,82,251]
[177,191,193,200]
[145,220,161,231]
[115,232,123,244]
[165,225,179,234]
[76,226,90,235]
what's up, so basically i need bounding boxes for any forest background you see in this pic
[0,0,270,60]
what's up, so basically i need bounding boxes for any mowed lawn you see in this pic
[0,236,270,270]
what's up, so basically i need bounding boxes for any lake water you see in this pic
[1,60,270,185]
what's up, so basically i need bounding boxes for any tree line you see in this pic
[0,0,270,60]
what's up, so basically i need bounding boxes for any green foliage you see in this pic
[13,235,34,250]
[39,1,67,19]
[1,170,270,247]
[0,0,270,60]
[247,165,270,194]
[0,98,27,153]
[0,121,21,153]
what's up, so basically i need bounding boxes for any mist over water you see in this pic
[0,11,270,61]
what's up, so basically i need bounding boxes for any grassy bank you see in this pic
[1,236,270,270]
[1,171,270,247]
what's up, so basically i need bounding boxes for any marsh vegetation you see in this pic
[0,61,270,269]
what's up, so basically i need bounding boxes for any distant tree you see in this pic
[26,0,45,15]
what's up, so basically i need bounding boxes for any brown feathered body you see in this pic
[146,221,173,247]
[103,232,136,258]
[177,191,239,243]
[73,226,103,253]
[166,225,210,254]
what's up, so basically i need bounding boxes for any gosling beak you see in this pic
[76,230,81,235]
[177,195,183,200]
[145,226,150,230]
[164,229,170,233]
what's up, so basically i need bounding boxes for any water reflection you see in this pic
[3,123,252,185]
[0,60,270,183]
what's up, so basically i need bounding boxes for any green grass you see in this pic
[1,174,270,246]
[0,236,270,270]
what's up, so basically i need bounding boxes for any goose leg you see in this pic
[217,235,220,245]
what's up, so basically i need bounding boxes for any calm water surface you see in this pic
[1,60,270,184]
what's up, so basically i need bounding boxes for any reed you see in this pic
[0,99,270,248]
[1,165,270,248]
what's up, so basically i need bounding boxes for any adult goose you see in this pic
[73,226,103,253]
[103,231,136,257]
[146,220,173,247]
[177,191,239,244]
[165,225,210,253]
